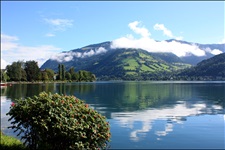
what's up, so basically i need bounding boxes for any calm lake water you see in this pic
[1,81,225,149]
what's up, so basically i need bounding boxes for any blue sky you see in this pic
[1,1,224,68]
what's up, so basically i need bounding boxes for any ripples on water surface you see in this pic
[1,81,224,149]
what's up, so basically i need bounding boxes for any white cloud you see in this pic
[204,47,223,55]
[111,21,213,57]
[50,52,70,63]
[1,59,8,69]
[83,47,107,58]
[44,18,74,31]
[51,47,107,62]
[154,23,173,37]
[45,33,55,37]
[1,34,19,51]
[83,50,95,57]
[210,49,223,55]
[95,47,108,54]
[1,34,18,41]
[154,23,183,40]
[111,35,205,57]
[128,21,151,37]
[1,34,62,67]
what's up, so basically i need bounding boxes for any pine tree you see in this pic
[58,64,62,80]
[62,64,65,81]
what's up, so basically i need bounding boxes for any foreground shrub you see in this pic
[7,92,111,150]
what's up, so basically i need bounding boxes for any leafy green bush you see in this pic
[7,92,111,150]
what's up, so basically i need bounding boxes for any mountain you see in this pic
[41,40,224,80]
[166,39,225,65]
[177,53,225,80]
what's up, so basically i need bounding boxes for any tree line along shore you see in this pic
[1,60,96,83]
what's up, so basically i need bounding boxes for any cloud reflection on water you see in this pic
[1,96,10,119]
[111,100,223,141]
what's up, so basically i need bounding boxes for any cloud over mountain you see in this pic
[50,47,107,62]
[111,21,222,57]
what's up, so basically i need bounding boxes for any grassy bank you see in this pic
[0,131,28,150]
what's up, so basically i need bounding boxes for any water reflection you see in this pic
[1,96,14,135]
[1,81,224,148]
[111,99,223,141]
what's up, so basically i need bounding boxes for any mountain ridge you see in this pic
[41,40,225,80]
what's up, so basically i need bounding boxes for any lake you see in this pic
[1,81,225,149]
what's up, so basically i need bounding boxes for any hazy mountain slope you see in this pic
[178,53,225,78]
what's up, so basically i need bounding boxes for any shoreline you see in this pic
[1,80,225,85]
[1,81,68,85]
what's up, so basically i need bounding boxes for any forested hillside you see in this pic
[177,53,225,80]
[41,40,224,80]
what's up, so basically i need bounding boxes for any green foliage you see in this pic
[40,69,55,81]
[6,61,25,81]
[42,72,49,81]
[69,67,75,75]
[45,69,55,81]
[65,72,71,80]
[21,69,27,81]
[25,61,40,82]
[58,64,62,80]
[37,72,42,81]
[123,58,139,70]
[78,70,96,82]
[7,92,110,150]
[178,53,225,80]
[57,64,66,81]
[1,131,28,150]
[41,46,190,80]
[62,64,65,80]
[4,61,96,82]
[4,61,54,82]
[72,72,79,81]
[56,64,95,82]
[0,70,10,82]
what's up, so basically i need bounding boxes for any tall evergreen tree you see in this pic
[62,64,65,80]
[58,64,62,80]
